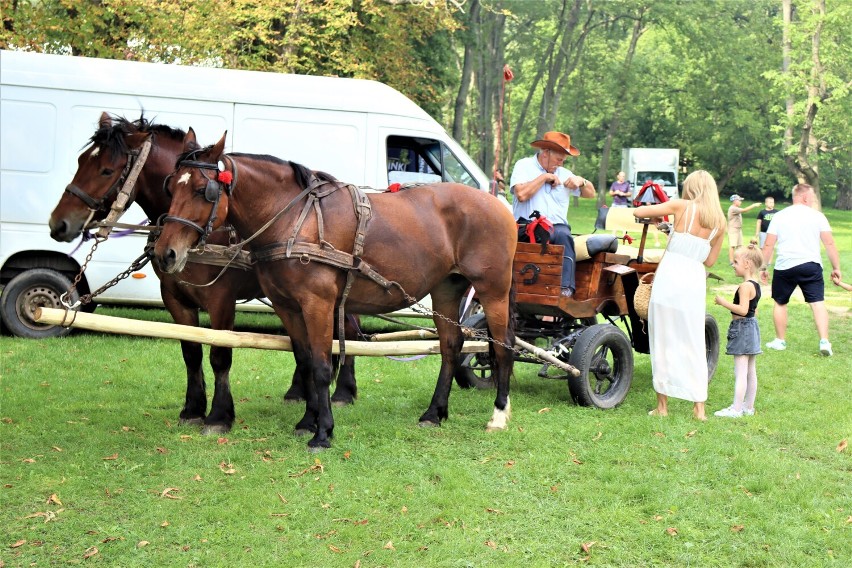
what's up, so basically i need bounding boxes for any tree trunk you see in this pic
[597,12,646,206]
[452,0,479,142]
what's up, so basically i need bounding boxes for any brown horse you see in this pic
[154,130,517,450]
[48,113,358,435]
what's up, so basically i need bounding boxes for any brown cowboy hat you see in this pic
[531,131,580,157]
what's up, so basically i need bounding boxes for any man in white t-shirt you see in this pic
[760,184,841,356]
[509,131,595,298]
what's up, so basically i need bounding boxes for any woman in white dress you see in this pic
[634,170,726,420]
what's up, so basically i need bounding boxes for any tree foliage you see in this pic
[2,0,848,207]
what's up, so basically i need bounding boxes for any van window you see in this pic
[637,171,676,186]
[386,135,479,188]
[1,100,56,172]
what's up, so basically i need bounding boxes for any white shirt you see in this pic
[767,203,831,271]
[509,154,574,225]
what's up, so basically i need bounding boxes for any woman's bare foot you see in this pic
[693,402,707,421]
[648,408,667,417]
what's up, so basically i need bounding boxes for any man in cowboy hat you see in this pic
[509,131,595,298]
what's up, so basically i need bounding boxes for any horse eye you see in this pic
[101,168,115,176]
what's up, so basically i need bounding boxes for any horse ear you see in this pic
[99,112,112,129]
[183,128,198,151]
[127,131,151,148]
[210,131,228,161]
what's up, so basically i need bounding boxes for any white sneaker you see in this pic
[819,339,833,356]
[742,408,755,416]
[766,338,787,351]
[714,406,743,418]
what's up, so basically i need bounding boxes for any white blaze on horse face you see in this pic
[178,172,192,185]
[90,146,100,158]
[486,396,511,431]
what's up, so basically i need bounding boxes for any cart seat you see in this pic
[575,234,619,261]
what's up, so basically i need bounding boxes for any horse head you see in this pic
[49,112,154,242]
[155,129,231,274]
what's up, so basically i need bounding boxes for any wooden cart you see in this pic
[458,235,720,409]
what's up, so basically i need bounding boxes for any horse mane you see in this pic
[89,113,187,159]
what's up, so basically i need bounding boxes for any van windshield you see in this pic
[387,136,480,189]
[637,171,676,186]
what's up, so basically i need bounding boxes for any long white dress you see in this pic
[648,203,718,402]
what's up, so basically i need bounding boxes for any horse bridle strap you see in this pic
[64,140,144,212]
[97,136,153,238]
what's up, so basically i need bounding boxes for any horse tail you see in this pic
[507,275,517,358]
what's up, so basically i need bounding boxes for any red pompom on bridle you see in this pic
[218,170,233,185]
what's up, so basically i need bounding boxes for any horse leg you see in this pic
[295,306,336,450]
[480,293,515,432]
[330,315,359,406]
[418,290,466,427]
[163,293,207,425]
[283,359,309,403]
[276,312,322,437]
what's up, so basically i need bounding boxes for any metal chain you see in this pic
[396,289,524,356]
[61,236,152,309]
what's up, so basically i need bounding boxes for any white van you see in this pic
[1,50,494,338]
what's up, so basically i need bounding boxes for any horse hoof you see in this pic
[179,417,205,427]
[201,424,231,436]
[418,420,441,428]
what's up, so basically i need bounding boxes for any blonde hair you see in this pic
[738,242,764,275]
[681,170,726,232]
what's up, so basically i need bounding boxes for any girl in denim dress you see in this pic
[713,244,764,417]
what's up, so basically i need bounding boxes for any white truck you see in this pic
[1,50,497,338]
[620,148,680,200]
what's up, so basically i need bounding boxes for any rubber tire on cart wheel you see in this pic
[455,313,496,389]
[0,269,79,339]
[567,324,633,408]
[705,313,720,382]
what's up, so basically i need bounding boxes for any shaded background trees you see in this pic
[2,0,848,208]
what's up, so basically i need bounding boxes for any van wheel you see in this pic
[0,269,79,339]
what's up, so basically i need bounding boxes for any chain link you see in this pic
[61,235,152,309]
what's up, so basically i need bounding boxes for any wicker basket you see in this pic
[634,272,655,320]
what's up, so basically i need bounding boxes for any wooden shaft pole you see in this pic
[513,336,581,377]
[33,307,489,356]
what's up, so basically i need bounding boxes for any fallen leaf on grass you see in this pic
[538,407,551,413]
[289,459,324,478]
[24,511,57,523]
[846,516,852,524]
[10,540,26,548]
[52,446,62,452]
[837,439,847,453]
[504,460,515,468]
[592,432,602,441]
[47,494,62,506]
[137,541,149,548]
[484,540,497,549]
[685,430,697,438]
[653,432,665,438]
[160,488,182,500]
[160,521,169,527]
[666,527,678,536]
[217,438,228,445]
[192,475,202,482]
[581,541,596,553]
[383,541,395,550]
[102,454,118,461]
[485,508,503,514]
[740,486,753,497]
[653,515,664,521]
[156,447,168,454]
[731,525,745,532]
[328,545,342,553]
[83,546,98,559]
[22,458,36,463]
[343,451,351,459]
[219,462,236,475]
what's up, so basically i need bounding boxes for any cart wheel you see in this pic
[459,295,483,323]
[0,268,79,339]
[567,324,633,408]
[705,314,720,382]
[456,313,495,389]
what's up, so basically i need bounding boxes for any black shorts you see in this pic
[771,262,824,304]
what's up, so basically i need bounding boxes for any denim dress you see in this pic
[725,280,762,356]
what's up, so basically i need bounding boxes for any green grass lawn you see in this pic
[1,198,849,567]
